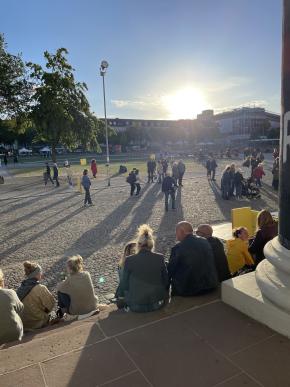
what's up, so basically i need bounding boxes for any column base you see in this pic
[222,273,290,338]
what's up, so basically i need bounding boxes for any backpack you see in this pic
[126,173,136,184]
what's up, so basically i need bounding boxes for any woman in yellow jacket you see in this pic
[227,227,254,275]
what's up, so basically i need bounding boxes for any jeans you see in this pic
[165,190,175,211]
[256,177,262,187]
[222,183,230,200]
[211,169,216,180]
[54,177,60,187]
[148,171,154,183]
[235,183,242,198]
[44,173,54,185]
[84,187,92,204]
[57,291,71,316]
[178,173,184,186]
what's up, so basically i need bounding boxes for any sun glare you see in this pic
[162,87,208,119]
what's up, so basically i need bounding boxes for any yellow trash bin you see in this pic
[231,207,259,237]
[80,158,87,166]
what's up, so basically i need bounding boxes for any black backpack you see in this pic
[126,173,136,184]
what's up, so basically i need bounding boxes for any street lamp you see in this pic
[100,60,110,186]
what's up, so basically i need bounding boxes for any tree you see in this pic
[27,48,104,161]
[0,34,32,120]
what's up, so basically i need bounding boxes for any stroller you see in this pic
[241,177,261,199]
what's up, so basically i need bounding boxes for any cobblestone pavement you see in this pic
[0,158,278,303]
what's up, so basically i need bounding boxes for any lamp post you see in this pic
[100,60,110,187]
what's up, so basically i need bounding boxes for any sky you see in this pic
[0,0,282,119]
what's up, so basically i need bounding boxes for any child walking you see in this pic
[81,169,93,207]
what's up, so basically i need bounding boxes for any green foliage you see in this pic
[27,48,104,160]
[0,34,32,120]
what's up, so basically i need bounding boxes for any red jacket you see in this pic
[253,166,265,179]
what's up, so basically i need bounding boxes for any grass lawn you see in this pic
[7,159,203,178]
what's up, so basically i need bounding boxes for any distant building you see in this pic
[103,107,280,144]
[214,107,279,140]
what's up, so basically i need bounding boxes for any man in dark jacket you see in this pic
[196,224,231,282]
[147,159,156,183]
[210,157,218,181]
[44,162,54,186]
[53,163,60,187]
[177,160,186,186]
[168,222,218,296]
[162,173,176,212]
[127,170,137,196]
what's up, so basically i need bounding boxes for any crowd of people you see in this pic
[0,209,278,346]
[126,157,186,212]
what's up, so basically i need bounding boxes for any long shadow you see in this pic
[114,183,161,243]
[5,193,78,226]
[0,193,56,216]
[0,206,84,262]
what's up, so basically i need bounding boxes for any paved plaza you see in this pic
[0,158,278,303]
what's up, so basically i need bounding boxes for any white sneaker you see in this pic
[78,310,99,320]
[63,313,78,322]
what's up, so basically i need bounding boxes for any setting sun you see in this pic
[162,87,209,119]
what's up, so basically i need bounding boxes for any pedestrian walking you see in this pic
[210,157,217,181]
[172,162,179,187]
[53,163,60,187]
[90,159,98,178]
[3,154,8,167]
[44,162,54,186]
[205,157,211,178]
[81,169,93,207]
[64,161,73,188]
[253,163,265,187]
[177,160,186,186]
[162,173,176,212]
[134,169,142,196]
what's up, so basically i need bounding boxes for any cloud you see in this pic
[205,76,252,93]
[111,97,161,110]
[214,99,269,113]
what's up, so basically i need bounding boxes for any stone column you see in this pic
[256,0,290,311]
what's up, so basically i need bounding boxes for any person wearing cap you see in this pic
[168,221,218,296]
[16,261,55,331]
[196,224,231,282]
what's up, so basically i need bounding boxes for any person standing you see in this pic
[157,161,163,184]
[177,160,186,186]
[44,162,54,186]
[64,161,73,188]
[53,163,60,187]
[229,164,236,197]
[90,159,98,178]
[205,157,211,178]
[81,169,93,207]
[272,157,279,191]
[147,158,156,183]
[221,166,231,200]
[162,172,176,212]
[134,169,142,196]
[234,169,244,199]
[168,222,218,296]
[253,163,265,187]
[210,157,218,181]
[3,154,8,166]
[172,162,179,187]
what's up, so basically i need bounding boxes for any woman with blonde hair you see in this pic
[0,269,24,344]
[115,241,137,299]
[226,227,255,275]
[57,255,99,320]
[118,224,169,312]
[249,210,278,265]
[17,261,55,331]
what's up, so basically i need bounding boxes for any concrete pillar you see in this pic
[255,0,290,311]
